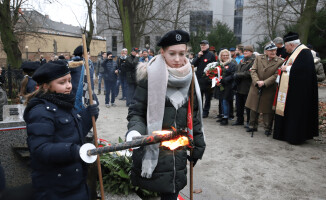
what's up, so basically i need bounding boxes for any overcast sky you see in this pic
[27,0,91,28]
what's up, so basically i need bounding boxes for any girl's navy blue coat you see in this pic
[23,97,94,200]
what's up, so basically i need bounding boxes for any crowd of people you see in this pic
[190,32,322,145]
[0,29,324,200]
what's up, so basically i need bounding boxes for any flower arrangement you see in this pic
[99,137,158,197]
[204,62,224,90]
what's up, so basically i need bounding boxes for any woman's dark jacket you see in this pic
[125,54,139,84]
[102,59,118,82]
[127,74,206,194]
[26,77,37,93]
[23,96,95,200]
[234,54,256,95]
[219,60,236,101]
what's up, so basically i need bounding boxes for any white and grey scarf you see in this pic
[142,54,203,178]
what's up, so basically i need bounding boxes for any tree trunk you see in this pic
[118,0,133,53]
[298,0,318,44]
[0,0,22,68]
[85,0,95,49]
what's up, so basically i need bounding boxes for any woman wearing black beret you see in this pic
[126,30,206,200]
[19,61,40,103]
[23,62,99,200]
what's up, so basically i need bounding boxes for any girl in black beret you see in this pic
[126,30,206,200]
[23,62,99,200]
[19,61,40,103]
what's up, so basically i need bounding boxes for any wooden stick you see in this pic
[82,34,105,200]
[190,65,195,200]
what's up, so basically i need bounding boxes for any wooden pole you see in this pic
[190,65,195,200]
[82,35,105,200]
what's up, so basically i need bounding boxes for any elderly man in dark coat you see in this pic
[192,40,216,118]
[245,42,284,135]
[273,32,319,144]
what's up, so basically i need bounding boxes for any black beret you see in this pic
[283,32,299,43]
[32,62,70,84]
[58,55,65,59]
[157,30,190,47]
[21,61,40,72]
[73,45,90,57]
[200,40,209,44]
[107,51,112,55]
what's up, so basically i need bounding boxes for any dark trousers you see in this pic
[229,97,234,118]
[104,79,116,104]
[119,74,127,98]
[115,79,120,97]
[98,73,106,92]
[126,83,136,106]
[201,90,213,116]
[160,192,179,200]
[235,92,250,123]
[218,95,223,116]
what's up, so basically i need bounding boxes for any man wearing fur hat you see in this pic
[245,42,283,136]
[273,32,318,144]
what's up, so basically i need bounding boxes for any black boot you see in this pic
[264,130,272,136]
[246,127,257,132]
[216,118,223,122]
[220,118,228,125]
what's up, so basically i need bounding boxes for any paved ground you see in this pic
[95,86,326,200]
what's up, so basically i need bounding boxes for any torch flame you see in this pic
[161,136,189,150]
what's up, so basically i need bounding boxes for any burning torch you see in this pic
[80,129,192,163]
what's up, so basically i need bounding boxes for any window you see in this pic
[112,36,117,55]
[190,11,213,33]
[234,0,243,42]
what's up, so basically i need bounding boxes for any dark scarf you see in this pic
[37,92,75,109]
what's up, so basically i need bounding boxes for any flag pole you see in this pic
[190,65,195,200]
[82,34,105,200]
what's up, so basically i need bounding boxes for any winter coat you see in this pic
[276,46,289,59]
[218,51,237,101]
[70,57,95,95]
[127,64,205,194]
[102,59,118,82]
[117,56,127,76]
[315,58,326,82]
[138,56,153,63]
[245,55,284,113]
[192,49,216,91]
[26,77,37,94]
[125,54,139,84]
[234,54,256,95]
[96,58,106,76]
[23,96,95,200]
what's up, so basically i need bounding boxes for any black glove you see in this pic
[233,73,238,80]
[187,155,198,167]
[88,104,99,116]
